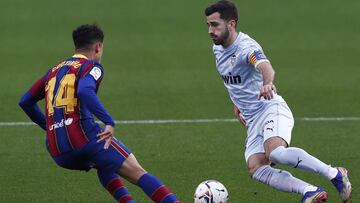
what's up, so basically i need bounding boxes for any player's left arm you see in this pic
[248,49,277,100]
[18,75,47,130]
[78,65,115,149]
[257,62,277,100]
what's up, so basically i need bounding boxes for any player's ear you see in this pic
[228,19,236,29]
[94,42,101,54]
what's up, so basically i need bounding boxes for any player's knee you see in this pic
[280,169,292,178]
[268,146,286,164]
[248,164,261,177]
[247,155,270,176]
[127,167,146,184]
[264,137,288,158]
[118,154,146,184]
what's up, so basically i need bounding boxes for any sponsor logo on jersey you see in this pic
[49,118,73,130]
[221,72,241,84]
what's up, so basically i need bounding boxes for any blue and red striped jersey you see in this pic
[19,54,115,157]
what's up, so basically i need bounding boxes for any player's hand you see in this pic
[234,106,246,127]
[258,83,277,100]
[97,125,114,149]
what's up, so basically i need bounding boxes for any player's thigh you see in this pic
[245,102,293,168]
[245,121,266,163]
[262,102,294,155]
[52,152,92,171]
[90,137,132,173]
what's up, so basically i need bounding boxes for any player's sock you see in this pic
[252,165,312,194]
[269,146,338,180]
[137,173,180,203]
[97,170,135,203]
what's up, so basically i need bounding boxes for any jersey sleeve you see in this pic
[18,74,47,130]
[245,44,270,69]
[77,65,115,127]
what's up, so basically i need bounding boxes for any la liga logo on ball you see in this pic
[194,180,229,203]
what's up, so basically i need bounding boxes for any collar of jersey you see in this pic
[222,32,241,52]
[72,54,88,59]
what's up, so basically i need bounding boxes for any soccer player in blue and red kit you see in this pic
[19,24,180,203]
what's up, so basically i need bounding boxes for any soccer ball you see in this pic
[193,180,229,203]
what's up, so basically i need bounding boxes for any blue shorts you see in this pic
[52,137,131,172]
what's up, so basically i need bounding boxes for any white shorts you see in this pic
[244,102,294,162]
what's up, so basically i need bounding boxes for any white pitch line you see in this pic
[115,118,237,124]
[0,117,359,126]
[300,117,360,121]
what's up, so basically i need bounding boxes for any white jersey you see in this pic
[212,32,285,123]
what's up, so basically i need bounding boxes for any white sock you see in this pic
[269,146,338,180]
[303,185,319,195]
[252,165,311,194]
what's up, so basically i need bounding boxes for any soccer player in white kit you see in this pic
[204,1,352,202]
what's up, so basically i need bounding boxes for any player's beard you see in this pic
[211,26,230,46]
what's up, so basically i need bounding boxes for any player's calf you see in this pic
[138,173,180,203]
[119,154,180,203]
[268,146,338,180]
[252,165,313,194]
[97,170,135,203]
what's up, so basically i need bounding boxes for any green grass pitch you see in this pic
[1,0,359,202]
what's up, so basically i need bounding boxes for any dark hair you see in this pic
[72,24,104,50]
[205,0,238,23]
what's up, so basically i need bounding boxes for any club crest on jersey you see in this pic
[230,54,236,66]
[221,72,241,85]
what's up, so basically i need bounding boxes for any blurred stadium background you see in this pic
[0,0,359,202]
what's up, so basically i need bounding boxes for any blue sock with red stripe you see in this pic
[138,173,180,203]
[97,170,136,203]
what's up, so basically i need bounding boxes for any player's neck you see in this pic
[75,50,95,60]
[223,31,238,48]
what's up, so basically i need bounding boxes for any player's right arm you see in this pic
[18,75,47,130]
